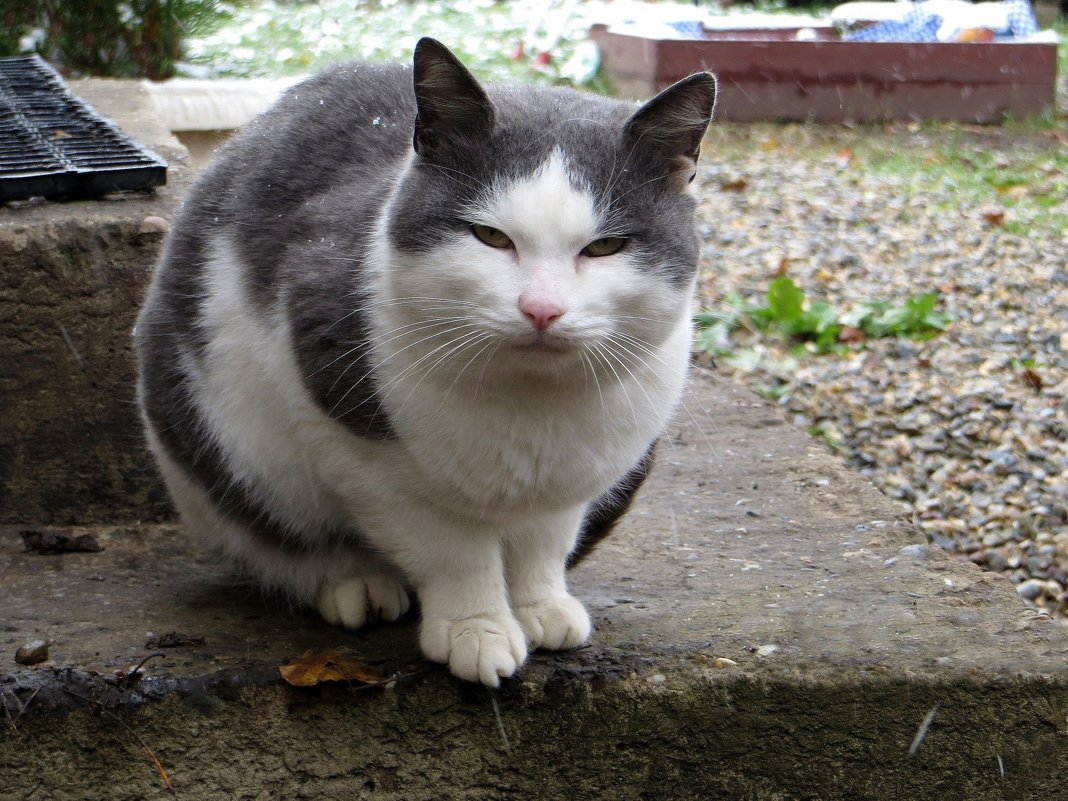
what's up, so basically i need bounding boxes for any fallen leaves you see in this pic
[981,207,1006,227]
[1019,367,1043,393]
[717,176,748,192]
[278,649,386,687]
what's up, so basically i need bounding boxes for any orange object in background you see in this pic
[957,27,996,42]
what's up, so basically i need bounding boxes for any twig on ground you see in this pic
[2,688,40,736]
[490,693,512,755]
[62,687,175,794]
[908,703,940,756]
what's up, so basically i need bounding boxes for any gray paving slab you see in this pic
[3,372,1067,800]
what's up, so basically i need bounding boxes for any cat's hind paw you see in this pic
[420,613,527,687]
[515,595,591,651]
[316,574,410,629]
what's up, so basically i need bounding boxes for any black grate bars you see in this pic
[0,55,167,201]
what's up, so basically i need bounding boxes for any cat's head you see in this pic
[380,38,716,379]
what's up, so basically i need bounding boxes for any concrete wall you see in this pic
[0,80,192,524]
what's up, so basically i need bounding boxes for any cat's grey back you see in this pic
[140,63,422,444]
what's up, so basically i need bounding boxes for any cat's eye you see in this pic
[581,237,628,258]
[471,224,514,249]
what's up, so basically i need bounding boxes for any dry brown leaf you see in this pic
[1002,185,1029,201]
[982,207,1006,227]
[279,649,386,687]
[718,177,748,192]
[838,325,865,344]
[1020,368,1043,393]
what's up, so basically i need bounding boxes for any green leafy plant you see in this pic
[0,0,230,79]
[696,275,952,358]
[841,292,953,339]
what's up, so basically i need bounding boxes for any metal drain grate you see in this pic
[0,55,167,202]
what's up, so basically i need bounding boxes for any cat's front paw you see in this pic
[316,574,410,629]
[514,595,591,651]
[420,613,527,687]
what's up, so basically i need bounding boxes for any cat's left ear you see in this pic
[624,72,718,186]
[412,38,496,156]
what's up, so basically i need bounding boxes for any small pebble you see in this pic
[1016,579,1045,601]
[948,611,982,627]
[139,215,170,234]
[898,544,927,559]
[15,639,49,665]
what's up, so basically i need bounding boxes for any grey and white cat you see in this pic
[135,39,716,686]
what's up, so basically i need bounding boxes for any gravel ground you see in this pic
[694,121,1068,623]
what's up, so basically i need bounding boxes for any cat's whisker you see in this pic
[606,326,668,356]
[595,338,665,424]
[371,326,487,395]
[681,362,723,437]
[329,320,483,412]
[339,328,488,424]
[337,317,487,391]
[384,330,495,419]
[606,170,674,206]
[470,339,501,399]
[587,342,640,431]
[606,334,673,386]
[603,336,687,462]
[416,161,490,195]
[315,315,482,383]
[440,335,498,407]
[574,348,608,431]
[605,313,675,325]
[322,296,479,330]
[607,331,719,450]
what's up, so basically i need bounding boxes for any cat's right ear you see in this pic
[412,38,496,156]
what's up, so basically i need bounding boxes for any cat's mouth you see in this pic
[513,338,572,356]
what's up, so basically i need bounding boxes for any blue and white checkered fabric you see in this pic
[846,6,942,41]
[845,0,1040,42]
[1005,0,1038,36]
[669,21,705,39]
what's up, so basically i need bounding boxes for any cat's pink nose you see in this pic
[519,297,565,332]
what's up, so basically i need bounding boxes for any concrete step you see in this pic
[3,372,1067,800]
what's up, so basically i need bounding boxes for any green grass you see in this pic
[861,143,1068,237]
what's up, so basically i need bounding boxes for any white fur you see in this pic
[150,151,694,686]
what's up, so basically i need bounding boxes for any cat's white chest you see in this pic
[380,320,691,514]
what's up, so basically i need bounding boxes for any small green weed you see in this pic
[696,276,952,358]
